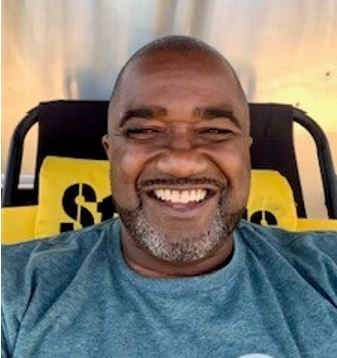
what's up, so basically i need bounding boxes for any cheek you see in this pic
[109,142,160,209]
[224,155,250,188]
[212,144,251,205]
[109,146,146,208]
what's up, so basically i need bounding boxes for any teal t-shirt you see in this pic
[2,220,337,358]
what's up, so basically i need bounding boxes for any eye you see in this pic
[123,127,163,140]
[203,128,231,134]
[198,127,234,142]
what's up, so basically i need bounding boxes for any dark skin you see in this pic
[103,50,252,278]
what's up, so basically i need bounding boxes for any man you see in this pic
[2,36,337,358]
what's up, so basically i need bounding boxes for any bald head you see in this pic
[108,35,249,132]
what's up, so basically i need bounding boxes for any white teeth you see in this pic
[155,189,164,200]
[172,190,180,203]
[181,191,190,204]
[153,189,207,204]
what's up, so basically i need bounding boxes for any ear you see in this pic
[102,134,113,160]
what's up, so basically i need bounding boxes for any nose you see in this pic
[157,131,208,178]
[157,148,208,178]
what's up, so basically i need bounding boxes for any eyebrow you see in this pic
[194,106,242,129]
[119,104,241,129]
[119,107,167,127]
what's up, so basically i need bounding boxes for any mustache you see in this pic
[138,177,226,190]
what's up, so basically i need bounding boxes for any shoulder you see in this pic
[2,219,116,273]
[237,220,337,256]
[1,220,120,356]
[237,220,337,294]
[1,219,118,315]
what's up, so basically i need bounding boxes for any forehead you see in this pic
[132,50,228,75]
[114,51,248,126]
[123,51,238,93]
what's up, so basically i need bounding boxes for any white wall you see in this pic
[2,0,336,217]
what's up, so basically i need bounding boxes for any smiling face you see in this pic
[103,50,252,265]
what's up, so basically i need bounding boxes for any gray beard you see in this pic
[115,195,244,263]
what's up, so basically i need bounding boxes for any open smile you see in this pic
[151,188,212,203]
[143,186,218,215]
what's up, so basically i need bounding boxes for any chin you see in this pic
[116,201,244,263]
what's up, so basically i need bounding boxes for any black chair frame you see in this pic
[2,102,337,219]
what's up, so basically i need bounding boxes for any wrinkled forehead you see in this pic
[112,50,250,130]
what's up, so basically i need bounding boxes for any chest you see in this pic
[14,273,337,358]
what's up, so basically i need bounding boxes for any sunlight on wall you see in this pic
[2,0,336,218]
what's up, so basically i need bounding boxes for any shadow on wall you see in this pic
[235,63,257,101]
[64,65,257,110]
[63,70,117,100]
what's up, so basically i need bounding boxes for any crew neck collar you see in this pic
[108,219,247,295]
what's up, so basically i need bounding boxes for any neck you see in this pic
[120,226,234,278]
